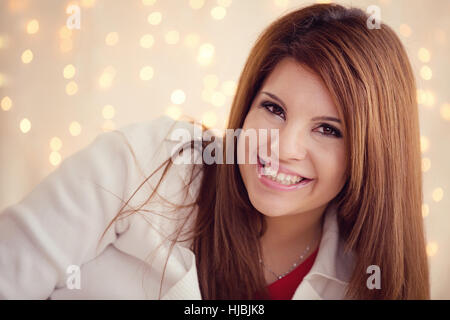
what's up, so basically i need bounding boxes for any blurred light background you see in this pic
[0,0,449,299]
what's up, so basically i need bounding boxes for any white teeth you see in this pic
[262,165,277,177]
[261,164,303,185]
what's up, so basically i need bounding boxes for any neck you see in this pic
[260,203,327,257]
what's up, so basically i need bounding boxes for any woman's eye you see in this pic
[316,123,342,138]
[260,101,286,120]
[259,102,342,138]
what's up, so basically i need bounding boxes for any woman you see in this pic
[0,3,430,299]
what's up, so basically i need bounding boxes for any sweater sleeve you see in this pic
[0,115,178,299]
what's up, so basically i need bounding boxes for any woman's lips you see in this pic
[256,157,314,192]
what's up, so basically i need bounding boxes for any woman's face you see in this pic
[237,57,347,218]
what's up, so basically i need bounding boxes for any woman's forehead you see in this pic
[258,58,340,119]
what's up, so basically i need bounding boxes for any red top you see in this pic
[255,247,319,300]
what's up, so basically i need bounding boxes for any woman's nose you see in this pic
[278,125,308,161]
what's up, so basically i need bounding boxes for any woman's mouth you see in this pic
[256,155,314,191]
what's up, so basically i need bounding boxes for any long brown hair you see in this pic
[99,3,430,299]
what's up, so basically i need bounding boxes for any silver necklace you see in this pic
[259,244,311,280]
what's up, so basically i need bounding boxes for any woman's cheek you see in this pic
[323,157,347,192]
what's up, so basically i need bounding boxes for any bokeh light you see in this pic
[63,64,76,79]
[140,34,155,48]
[202,111,218,127]
[102,105,115,120]
[0,73,6,87]
[432,188,444,202]
[211,7,227,20]
[211,91,226,107]
[99,66,116,88]
[418,48,431,63]
[221,80,237,96]
[420,136,430,153]
[140,66,154,81]
[166,105,183,120]
[189,0,205,10]
[105,32,119,46]
[1,96,12,111]
[19,118,31,133]
[26,19,39,34]
[49,151,62,166]
[440,103,450,121]
[420,66,433,80]
[69,121,82,136]
[0,35,9,49]
[197,43,215,66]
[65,81,78,95]
[21,49,33,64]
[171,89,186,105]
[147,12,162,25]
[426,242,439,257]
[81,0,96,8]
[59,26,72,39]
[50,137,62,151]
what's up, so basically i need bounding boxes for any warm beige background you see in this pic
[0,0,448,299]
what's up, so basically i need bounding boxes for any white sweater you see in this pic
[0,115,355,300]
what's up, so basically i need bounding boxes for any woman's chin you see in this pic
[248,195,292,218]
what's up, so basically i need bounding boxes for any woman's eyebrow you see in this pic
[261,91,286,107]
[311,116,342,124]
[261,91,341,124]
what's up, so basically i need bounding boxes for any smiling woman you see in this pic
[0,3,429,300]
[237,58,349,288]
[221,2,429,299]
[110,1,428,299]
